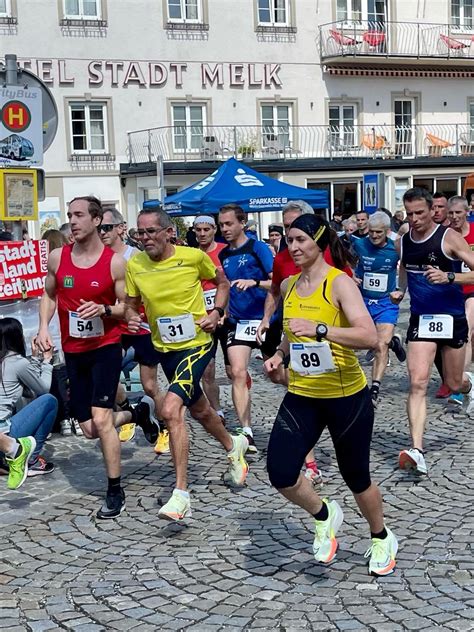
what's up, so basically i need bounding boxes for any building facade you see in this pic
[2,0,474,235]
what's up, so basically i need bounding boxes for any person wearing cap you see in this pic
[193,215,229,422]
[245,219,258,240]
[264,214,398,577]
[268,224,285,255]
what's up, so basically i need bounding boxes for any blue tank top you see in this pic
[353,237,399,300]
[401,225,464,316]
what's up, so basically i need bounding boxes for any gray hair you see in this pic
[59,222,71,237]
[368,211,391,229]
[282,200,314,217]
[342,219,357,230]
[448,195,469,212]
[138,207,173,229]
[103,207,124,224]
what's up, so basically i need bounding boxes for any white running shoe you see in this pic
[398,448,427,474]
[60,419,72,436]
[71,418,83,436]
[313,499,344,564]
[158,489,192,522]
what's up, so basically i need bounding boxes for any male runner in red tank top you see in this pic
[37,196,156,519]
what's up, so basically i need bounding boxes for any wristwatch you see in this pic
[255,279,261,288]
[447,272,456,284]
[315,323,328,342]
[213,306,225,318]
[103,305,112,317]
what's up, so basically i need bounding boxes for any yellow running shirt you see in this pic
[126,245,216,352]
[284,267,366,399]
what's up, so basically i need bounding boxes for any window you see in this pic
[69,102,108,154]
[328,103,357,149]
[258,0,288,25]
[452,0,473,29]
[261,104,292,149]
[168,0,201,22]
[336,0,386,24]
[0,0,11,17]
[171,104,206,152]
[64,0,101,19]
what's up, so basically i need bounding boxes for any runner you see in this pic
[264,214,398,576]
[37,196,156,519]
[193,215,228,422]
[352,211,406,407]
[125,207,248,522]
[353,211,369,239]
[391,188,474,475]
[218,204,274,453]
[100,207,168,453]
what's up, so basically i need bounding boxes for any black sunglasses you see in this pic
[98,223,121,233]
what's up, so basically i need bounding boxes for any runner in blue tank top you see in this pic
[352,211,405,407]
[391,188,474,476]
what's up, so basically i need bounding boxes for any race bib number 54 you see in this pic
[69,312,104,339]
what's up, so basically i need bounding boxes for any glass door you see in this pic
[394,99,415,156]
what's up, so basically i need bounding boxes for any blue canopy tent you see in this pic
[162,158,328,216]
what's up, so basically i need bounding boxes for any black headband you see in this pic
[289,215,330,251]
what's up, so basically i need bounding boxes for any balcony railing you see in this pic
[320,20,474,61]
[126,124,474,164]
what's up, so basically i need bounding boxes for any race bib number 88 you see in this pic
[418,314,453,339]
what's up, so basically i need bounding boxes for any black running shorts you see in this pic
[406,313,468,349]
[121,333,161,367]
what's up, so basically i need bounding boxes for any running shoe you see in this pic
[365,527,398,576]
[60,419,72,436]
[365,350,375,363]
[304,465,323,487]
[223,433,249,487]
[96,488,126,520]
[370,386,379,408]
[154,430,170,454]
[313,499,344,564]
[71,418,84,436]
[132,396,159,444]
[236,428,258,454]
[119,423,136,442]
[435,383,451,399]
[27,456,54,477]
[398,448,427,474]
[6,436,36,490]
[448,392,463,406]
[158,489,192,522]
[390,334,406,363]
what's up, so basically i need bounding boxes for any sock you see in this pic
[216,409,225,418]
[313,502,329,522]
[305,460,317,472]
[242,427,253,438]
[413,447,424,455]
[107,476,121,495]
[371,527,388,540]
[117,398,133,413]
[371,380,381,393]
[175,488,190,499]
[5,439,20,459]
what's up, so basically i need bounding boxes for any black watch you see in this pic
[213,306,225,318]
[255,279,261,288]
[447,272,456,284]
[103,305,112,317]
[315,323,328,342]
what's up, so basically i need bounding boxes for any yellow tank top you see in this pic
[284,267,366,399]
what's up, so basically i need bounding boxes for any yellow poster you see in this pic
[0,169,38,221]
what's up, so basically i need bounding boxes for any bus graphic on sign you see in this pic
[0,134,34,161]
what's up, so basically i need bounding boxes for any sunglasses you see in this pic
[135,226,167,238]
[98,223,121,233]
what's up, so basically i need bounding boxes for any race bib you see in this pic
[235,320,260,342]
[462,261,470,273]
[418,314,453,339]
[203,289,217,311]
[290,342,336,375]
[157,313,196,343]
[363,272,388,293]
[69,312,104,339]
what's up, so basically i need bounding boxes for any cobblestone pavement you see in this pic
[1,305,474,631]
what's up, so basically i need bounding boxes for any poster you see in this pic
[0,239,49,300]
[363,173,379,214]
[39,209,62,234]
[0,169,38,220]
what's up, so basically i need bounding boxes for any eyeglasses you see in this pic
[98,223,121,233]
[135,226,166,238]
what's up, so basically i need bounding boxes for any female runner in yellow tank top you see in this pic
[264,214,398,577]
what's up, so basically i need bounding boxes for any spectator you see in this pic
[42,229,67,251]
[330,210,344,232]
[245,219,258,240]
[59,222,74,244]
[186,225,198,247]
[268,224,285,255]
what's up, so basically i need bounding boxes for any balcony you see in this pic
[320,20,474,64]
[126,123,474,165]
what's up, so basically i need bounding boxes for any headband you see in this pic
[193,215,216,226]
[289,215,331,251]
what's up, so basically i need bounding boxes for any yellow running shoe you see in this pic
[154,430,170,454]
[119,423,136,442]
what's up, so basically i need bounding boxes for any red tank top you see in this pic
[201,243,226,312]
[463,222,474,295]
[57,244,121,353]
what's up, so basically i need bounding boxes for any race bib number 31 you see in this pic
[363,272,388,293]
[158,313,196,343]
[290,342,336,375]
[69,312,104,339]
[419,314,453,339]
[235,320,260,342]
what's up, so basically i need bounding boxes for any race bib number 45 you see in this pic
[157,313,196,343]
[69,312,104,339]
[235,320,260,342]
[418,314,453,339]
[290,342,336,375]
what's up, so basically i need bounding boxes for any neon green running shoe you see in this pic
[313,499,344,564]
[365,527,398,576]
[6,436,36,490]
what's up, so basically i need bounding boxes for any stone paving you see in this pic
[1,304,474,631]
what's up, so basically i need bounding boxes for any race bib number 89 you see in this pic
[290,342,335,375]
[69,312,104,339]
[418,314,453,339]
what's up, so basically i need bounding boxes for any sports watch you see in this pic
[315,323,328,342]
[447,272,456,284]
[103,305,112,317]
[213,306,225,318]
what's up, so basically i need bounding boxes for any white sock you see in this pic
[216,409,225,418]
[242,427,253,438]
[174,488,190,499]
[5,439,20,459]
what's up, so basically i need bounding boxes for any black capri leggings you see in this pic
[267,387,374,494]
